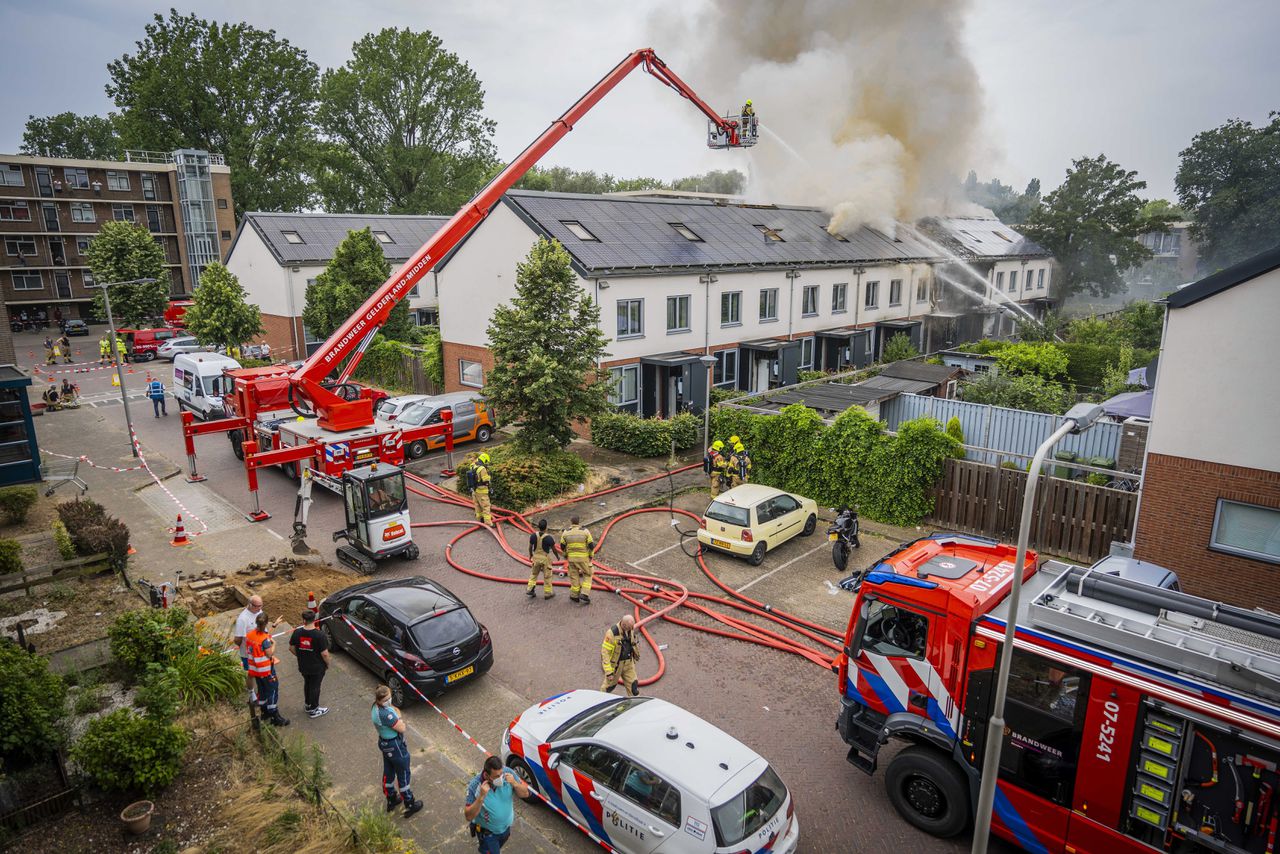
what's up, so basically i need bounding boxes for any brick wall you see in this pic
[441,341,494,393]
[1134,452,1280,611]
[0,300,13,366]
[258,313,303,361]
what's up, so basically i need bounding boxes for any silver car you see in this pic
[157,336,216,360]
[374,394,434,422]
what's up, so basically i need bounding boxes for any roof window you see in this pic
[826,228,849,243]
[281,230,304,244]
[373,230,394,244]
[669,222,703,242]
[992,230,1013,242]
[754,224,785,242]
[561,220,599,242]
[957,229,980,242]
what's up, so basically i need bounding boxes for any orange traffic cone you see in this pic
[170,514,191,547]
[307,591,318,613]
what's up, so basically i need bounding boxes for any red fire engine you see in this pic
[835,533,1280,853]
[180,48,757,518]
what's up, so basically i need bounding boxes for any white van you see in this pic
[173,353,240,420]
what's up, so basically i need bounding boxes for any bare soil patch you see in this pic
[0,570,136,654]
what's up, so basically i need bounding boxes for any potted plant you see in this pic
[120,799,154,834]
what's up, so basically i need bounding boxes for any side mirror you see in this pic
[546,752,561,770]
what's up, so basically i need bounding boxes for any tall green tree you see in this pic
[85,222,169,326]
[183,263,262,351]
[21,113,122,160]
[484,238,611,453]
[302,228,411,343]
[1022,155,1172,298]
[313,28,496,214]
[514,166,746,196]
[669,169,747,195]
[1176,113,1280,270]
[106,10,318,216]
[962,172,1042,224]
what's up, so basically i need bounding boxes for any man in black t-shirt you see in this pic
[289,610,331,718]
[526,519,557,600]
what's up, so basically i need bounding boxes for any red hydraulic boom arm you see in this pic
[293,48,751,432]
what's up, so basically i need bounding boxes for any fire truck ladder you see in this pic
[1025,562,1280,705]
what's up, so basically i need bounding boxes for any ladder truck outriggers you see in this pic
[179,49,758,524]
[835,533,1280,854]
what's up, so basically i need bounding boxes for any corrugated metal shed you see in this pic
[745,381,898,419]
[918,216,1050,261]
[239,212,450,266]
[879,360,963,383]
[859,375,937,395]
[502,190,944,276]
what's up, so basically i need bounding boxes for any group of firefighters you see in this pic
[98,335,127,365]
[703,434,753,497]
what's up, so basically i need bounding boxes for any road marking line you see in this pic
[736,541,830,593]
[266,528,285,541]
[632,540,684,565]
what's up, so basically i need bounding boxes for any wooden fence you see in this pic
[0,553,108,597]
[927,458,1137,563]
[388,348,441,395]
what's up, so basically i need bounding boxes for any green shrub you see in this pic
[55,498,106,533]
[961,372,1072,414]
[0,538,21,575]
[590,412,699,458]
[136,663,181,720]
[797,369,828,383]
[945,416,964,445]
[882,333,918,362]
[1086,472,1110,486]
[108,608,196,676]
[456,444,589,510]
[709,387,739,405]
[51,519,76,560]
[1058,342,1156,389]
[0,643,68,764]
[70,708,188,794]
[994,342,1068,379]
[168,642,246,707]
[57,498,129,565]
[73,685,107,715]
[0,486,38,525]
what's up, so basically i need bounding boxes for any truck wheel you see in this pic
[748,542,767,566]
[406,440,427,460]
[229,429,245,461]
[476,425,493,443]
[801,514,817,536]
[402,543,420,560]
[833,541,850,572]
[885,746,971,838]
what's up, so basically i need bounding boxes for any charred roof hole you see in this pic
[826,228,849,243]
[754,224,785,242]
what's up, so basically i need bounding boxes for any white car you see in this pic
[157,336,217,360]
[374,393,434,422]
[502,690,799,854]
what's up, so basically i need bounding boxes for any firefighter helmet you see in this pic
[477,452,491,465]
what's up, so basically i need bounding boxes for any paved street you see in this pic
[24,329,1013,853]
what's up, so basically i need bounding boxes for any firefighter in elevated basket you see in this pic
[469,453,493,526]
[601,614,641,696]
[560,515,595,604]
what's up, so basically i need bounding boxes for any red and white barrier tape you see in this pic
[337,614,619,853]
[43,449,147,473]
[33,362,123,377]
[127,429,209,537]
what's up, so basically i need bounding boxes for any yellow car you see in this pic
[697,484,819,566]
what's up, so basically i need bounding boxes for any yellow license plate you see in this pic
[446,665,475,684]
[710,538,731,549]
[828,532,839,541]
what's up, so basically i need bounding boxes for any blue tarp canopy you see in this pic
[1101,389,1153,419]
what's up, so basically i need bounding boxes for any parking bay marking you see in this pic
[735,541,831,593]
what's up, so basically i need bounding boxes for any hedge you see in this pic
[590,412,699,458]
[55,498,129,567]
[0,643,67,765]
[456,443,588,510]
[711,403,962,526]
[1058,342,1156,389]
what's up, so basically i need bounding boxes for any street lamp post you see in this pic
[699,354,717,451]
[88,278,156,458]
[970,402,1105,854]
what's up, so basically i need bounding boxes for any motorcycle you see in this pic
[828,507,860,572]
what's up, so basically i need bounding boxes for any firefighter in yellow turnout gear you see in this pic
[728,441,751,488]
[527,519,556,599]
[559,515,595,604]
[704,440,728,497]
[471,453,493,526]
[600,614,641,696]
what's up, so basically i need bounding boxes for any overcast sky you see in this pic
[1,0,1275,202]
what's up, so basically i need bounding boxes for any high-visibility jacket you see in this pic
[560,525,594,560]
[99,339,110,356]
[245,628,274,678]
[601,623,640,671]
[116,339,127,355]
[473,463,491,491]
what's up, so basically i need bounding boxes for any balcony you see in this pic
[124,150,226,166]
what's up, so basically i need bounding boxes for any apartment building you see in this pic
[0,149,234,320]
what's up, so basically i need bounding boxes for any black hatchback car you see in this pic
[319,576,494,706]
[64,319,90,336]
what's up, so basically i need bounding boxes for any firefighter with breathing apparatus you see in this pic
[469,452,493,526]
[704,439,728,497]
[728,441,751,488]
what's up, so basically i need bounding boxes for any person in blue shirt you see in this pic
[147,377,167,417]
[465,755,530,853]
[371,684,423,817]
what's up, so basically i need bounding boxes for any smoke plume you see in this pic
[655,0,985,236]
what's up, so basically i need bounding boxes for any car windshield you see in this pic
[552,697,652,741]
[705,501,750,528]
[410,607,476,651]
[201,375,221,396]
[398,403,436,426]
[711,766,787,847]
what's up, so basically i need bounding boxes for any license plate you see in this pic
[828,532,839,541]
[710,538,731,549]
[446,665,475,684]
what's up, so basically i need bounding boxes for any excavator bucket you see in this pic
[290,468,318,555]
[291,524,317,556]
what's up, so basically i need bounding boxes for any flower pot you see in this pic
[120,800,154,834]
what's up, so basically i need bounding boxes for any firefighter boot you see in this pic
[630,680,640,697]
[403,797,424,818]
[268,709,290,727]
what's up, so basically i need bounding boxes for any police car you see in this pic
[501,690,799,854]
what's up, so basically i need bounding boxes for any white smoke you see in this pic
[654,0,985,237]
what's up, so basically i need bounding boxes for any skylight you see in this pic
[825,228,849,243]
[993,230,1013,242]
[754,224,785,242]
[281,230,304,244]
[373,230,394,244]
[561,220,599,241]
[669,222,703,242]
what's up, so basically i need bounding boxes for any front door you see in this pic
[555,744,630,847]
[753,355,770,393]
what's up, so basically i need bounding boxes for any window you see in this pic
[146,206,162,232]
[81,270,95,288]
[0,164,23,186]
[666,295,691,332]
[993,230,1013,243]
[281,230,304,244]
[42,203,59,231]
[372,230,393,244]
[858,599,928,658]
[995,271,1005,291]
[713,349,738,386]
[801,285,818,316]
[799,336,814,368]
[76,238,92,255]
[889,279,902,306]
[563,744,626,787]
[1037,268,1046,289]
[105,171,130,191]
[1211,500,1280,564]
[70,202,95,223]
[616,299,643,338]
[609,364,639,406]
[141,173,157,200]
[111,204,135,222]
[759,288,778,321]
[620,762,681,827]
[720,291,741,326]
[459,359,484,388]
[711,766,787,848]
[63,168,89,188]
[669,222,702,241]
[5,238,36,256]
[221,230,232,240]
[864,280,879,309]
[0,201,30,221]
[561,220,598,241]
[217,198,229,209]
[754,224,784,242]
[1009,270,1018,292]
[12,271,43,291]
[916,276,929,303]
[832,282,848,312]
